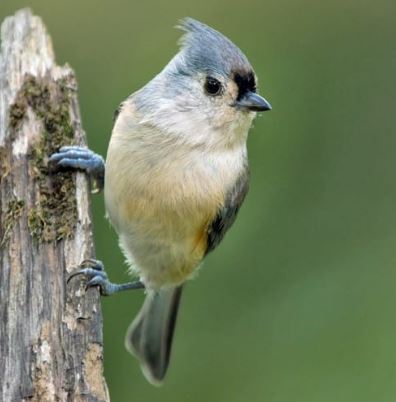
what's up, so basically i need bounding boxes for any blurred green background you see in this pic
[1,0,396,401]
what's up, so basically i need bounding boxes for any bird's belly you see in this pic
[119,218,207,288]
[105,163,221,289]
[115,195,214,289]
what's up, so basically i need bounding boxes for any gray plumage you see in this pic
[125,286,183,385]
[176,18,253,77]
[134,18,256,118]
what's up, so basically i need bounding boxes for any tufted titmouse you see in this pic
[50,18,271,385]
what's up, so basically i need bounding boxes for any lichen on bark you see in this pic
[9,74,79,242]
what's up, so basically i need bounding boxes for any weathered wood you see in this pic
[0,9,109,402]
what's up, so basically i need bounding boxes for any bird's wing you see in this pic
[205,166,250,255]
[113,101,125,122]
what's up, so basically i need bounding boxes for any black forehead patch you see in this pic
[234,71,256,100]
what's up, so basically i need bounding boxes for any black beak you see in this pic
[235,91,272,112]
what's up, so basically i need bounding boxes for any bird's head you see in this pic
[134,18,271,149]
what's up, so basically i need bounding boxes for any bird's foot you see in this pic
[68,258,144,296]
[49,146,105,193]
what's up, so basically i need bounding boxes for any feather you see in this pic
[125,286,183,385]
[206,166,249,254]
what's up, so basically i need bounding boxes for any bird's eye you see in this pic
[204,77,222,96]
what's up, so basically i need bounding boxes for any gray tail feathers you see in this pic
[125,285,183,385]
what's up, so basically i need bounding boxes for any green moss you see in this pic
[27,207,51,242]
[8,98,27,133]
[0,147,10,184]
[0,198,25,247]
[9,74,78,243]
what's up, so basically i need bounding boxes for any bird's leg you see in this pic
[49,146,105,193]
[50,149,140,295]
[68,259,145,296]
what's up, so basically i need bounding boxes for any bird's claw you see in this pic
[68,259,110,295]
[49,146,105,193]
[67,258,144,296]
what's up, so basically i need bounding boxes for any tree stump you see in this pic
[0,8,109,402]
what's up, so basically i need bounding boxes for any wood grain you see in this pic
[0,9,109,402]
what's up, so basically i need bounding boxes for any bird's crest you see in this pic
[175,18,252,77]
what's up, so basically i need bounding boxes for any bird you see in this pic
[50,17,271,385]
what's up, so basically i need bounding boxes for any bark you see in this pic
[0,8,109,402]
